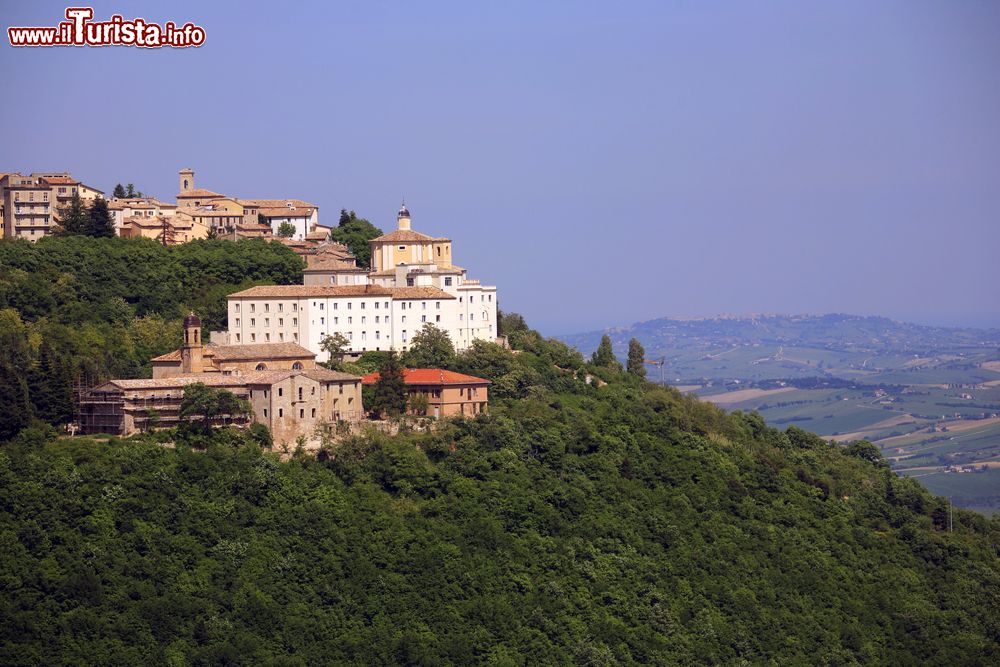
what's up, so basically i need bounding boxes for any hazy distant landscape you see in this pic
[562,314,1000,513]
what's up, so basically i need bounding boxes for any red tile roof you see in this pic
[362,368,490,386]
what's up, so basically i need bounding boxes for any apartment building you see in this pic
[0,172,104,240]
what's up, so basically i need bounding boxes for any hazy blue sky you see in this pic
[2,1,998,332]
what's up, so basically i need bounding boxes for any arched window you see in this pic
[292,362,303,370]
[183,179,189,189]
[255,363,267,371]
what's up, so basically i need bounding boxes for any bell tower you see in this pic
[181,311,204,374]
[179,168,195,194]
[397,203,411,231]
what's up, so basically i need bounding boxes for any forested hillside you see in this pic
[0,236,303,439]
[1,323,998,664]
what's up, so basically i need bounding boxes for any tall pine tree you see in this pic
[0,360,31,441]
[29,345,74,425]
[55,192,88,235]
[87,197,115,237]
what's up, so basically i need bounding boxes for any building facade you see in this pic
[362,368,490,418]
[79,313,364,443]
[1,172,104,240]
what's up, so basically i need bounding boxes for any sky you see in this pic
[2,0,998,333]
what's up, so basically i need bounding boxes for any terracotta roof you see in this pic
[151,349,182,362]
[40,175,80,185]
[303,368,362,382]
[305,230,329,241]
[303,259,363,272]
[208,342,314,360]
[362,368,490,386]
[230,284,393,298]
[371,229,449,243]
[228,285,455,300]
[177,188,224,198]
[182,208,243,217]
[258,206,315,219]
[369,264,465,277]
[240,198,317,209]
[99,375,251,390]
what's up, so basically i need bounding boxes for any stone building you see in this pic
[78,313,364,443]
[0,172,104,240]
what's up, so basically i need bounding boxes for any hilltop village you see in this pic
[2,167,499,445]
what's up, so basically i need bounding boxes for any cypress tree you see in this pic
[29,345,74,425]
[591,334,618,369]
[112,183,126,199]
[372,352,408,417]
[627,338,647,378]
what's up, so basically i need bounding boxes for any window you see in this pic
[298,388,303,400]
[398,245,406,251]
[361,316,366,324]
[444,277,452,286]
[361,302,365,310]
[333,303,338,310]
[264,409,268,418]
[293,318,298,325]
[265,304,270,312]
[293,303,298,311]
[385,302,389,309]
[422,302,427,310]
[235,318,240,326]
[294,333,299,341]
[489,295,493,302]
[278,388,283,397]
[470,314,475,321]
[402,316,406,323]
[278,303,283,312]
[235,304,241,313]
[348,317,352,324]
[320,317,325,325]
[279,408,283,417]
[436,315,441,322]
[402,330,407,341]
[375,331,380,340]
[330,277,337,284]
[235,333,241,342]
[265,333,271,341]
[407,278,414,286]
[334,317,338,325]
[374,302,379,309]
[347,302,352,310]
[421,315,426,323]
[256,363,267,371]
[279,333,284,341]
[265,318,270,326]
[251,304,256,313]
[251,318,256,327]
[279,318,283,326]
[319,303,324,310]
[251,333,257,341]
[311,408,316,418]
[460,388,465,397]
[436,302,440,309]
[375,316,380,323]
[292,362,303,370]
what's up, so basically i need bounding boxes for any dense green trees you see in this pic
[1,331,998,663]
[319,332,351,370]
[112,183,145,198]
[329,209,383,268]
[53,194,114,237]
[179,383,253,435]
[0,235,304,430]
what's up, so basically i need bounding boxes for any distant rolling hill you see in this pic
[558,314,1000,384]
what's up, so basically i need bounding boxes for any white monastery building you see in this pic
[224,205,498,360]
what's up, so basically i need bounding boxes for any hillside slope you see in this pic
[2,331,998,664]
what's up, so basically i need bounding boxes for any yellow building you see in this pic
[369,205,454,273]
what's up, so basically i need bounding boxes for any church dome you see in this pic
[397,204,410,218]
[183,312,202,327]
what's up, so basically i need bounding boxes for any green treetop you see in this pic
[627,338,647,378]
[405,323,456,368]
[370,352,407,418]
[329,209,383,269]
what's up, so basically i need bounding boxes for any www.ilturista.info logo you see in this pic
[7,7,205,48]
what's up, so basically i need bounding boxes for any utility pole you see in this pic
[643,357,666,385]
